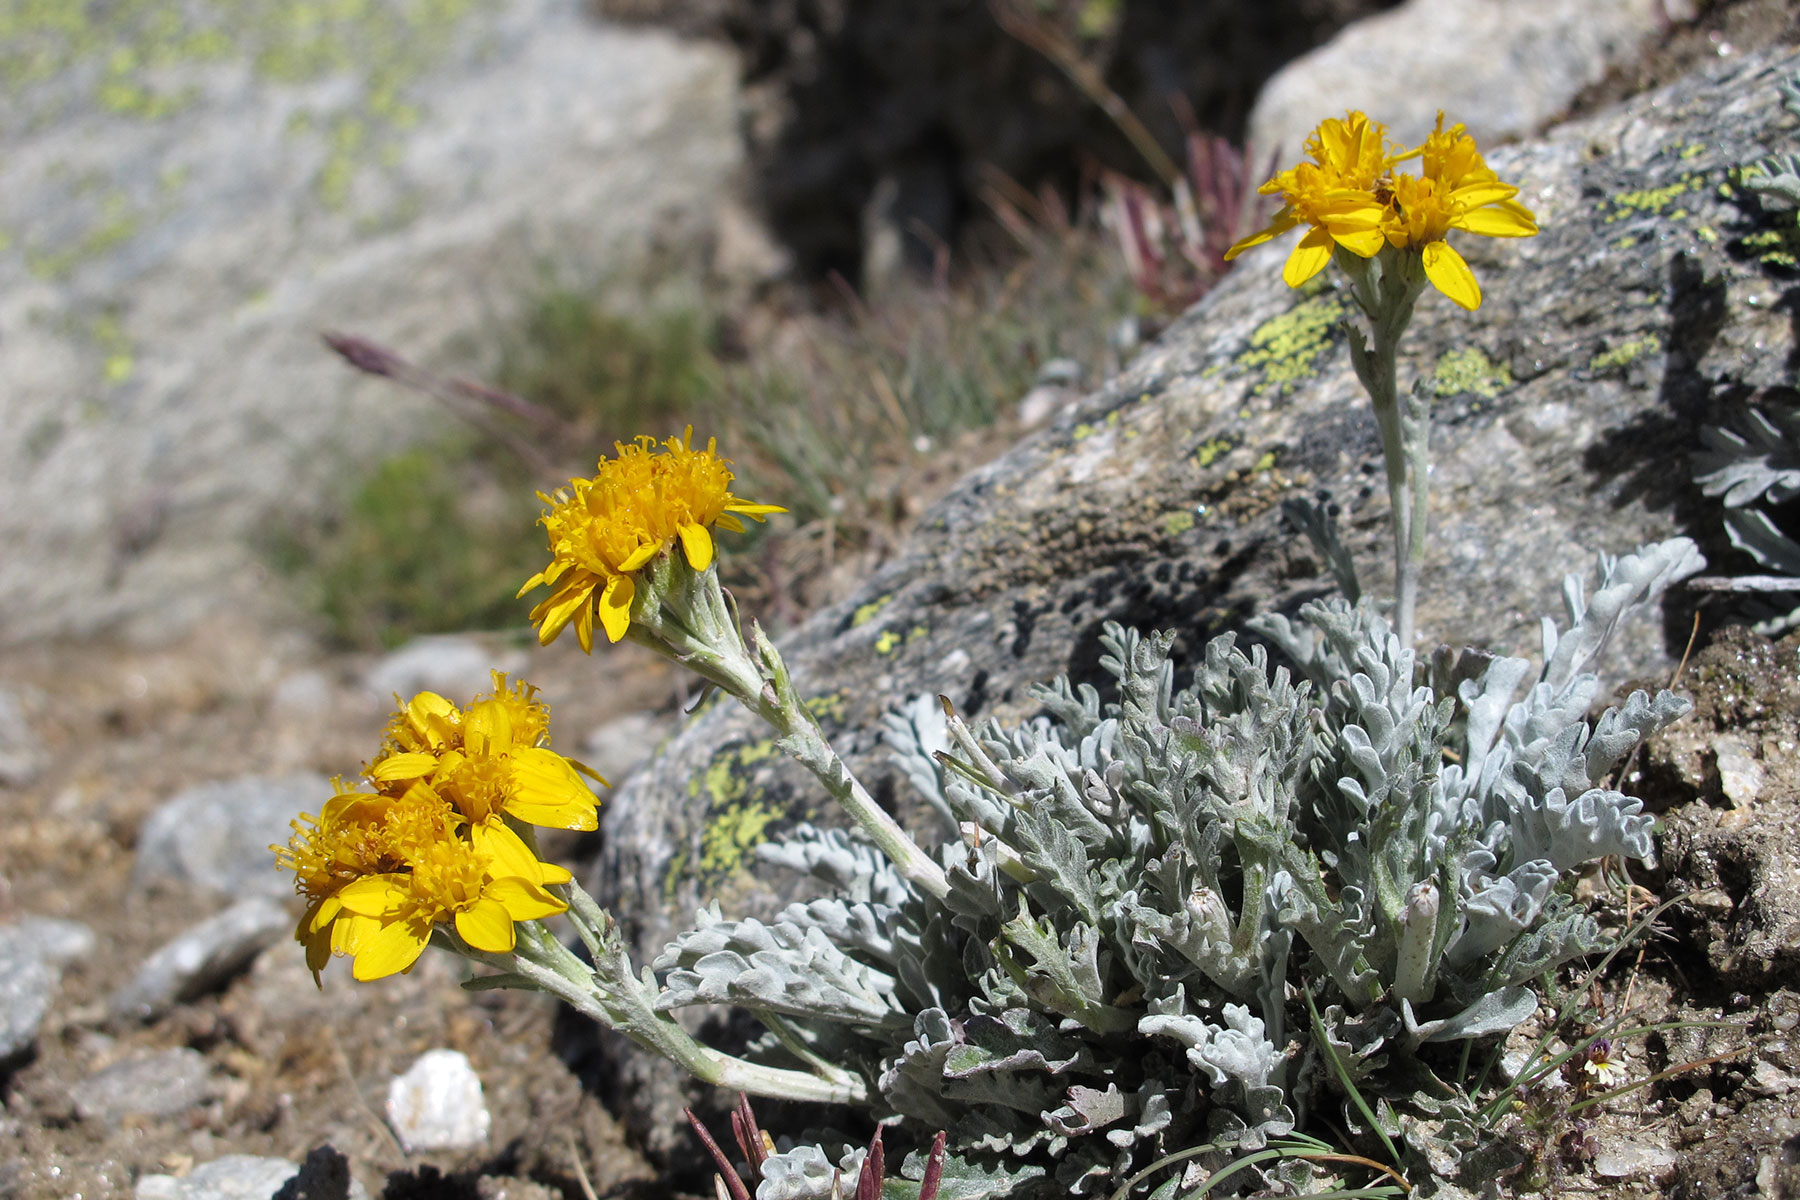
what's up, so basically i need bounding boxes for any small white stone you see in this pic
[385,1049,490,1152]
[1593,1140,1678,1178]
[1714,737,1764,807]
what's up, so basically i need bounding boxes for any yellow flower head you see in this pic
[518,429,785,651]
[274,674,599,983]
[333,819,569,981]
[367,673,604,832]
[1225,111,1396,286]
[1375,114,1540,310]
[1227,111,1539,309]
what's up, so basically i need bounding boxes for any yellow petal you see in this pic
[1282,228,1335,287]
[463,699,516,757]
[725,503,786,517]
[597,574,634,643]
[678,521,715,571]
[1455,201,1538,238]
[574,594,596,655]
[1332,228,1387,257]
[455,897,517,953]
[619,542,660,572]
[504,747,600,830]
[1449,181,1517,209]
[486,876,567,922]
[471,818,537,876]
[369,751,437,783]
[531,579,596,646]
[1224,213,1297,261]
[1422,240,1481,310]
[336,875,412,917]
[353,917,431,980]
[536,860,573,885]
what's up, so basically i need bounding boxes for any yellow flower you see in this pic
[1374,114,1539,310]
[518,429,785,651]
[367,674,606,832]
[274,783,448,982]
[1225,111,1395,286]
[334,819,570,981]
[275,674,600,983]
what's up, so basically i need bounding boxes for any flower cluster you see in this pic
[520,428,785,651]
[274,674,604,982]
[1226,111,1538,308]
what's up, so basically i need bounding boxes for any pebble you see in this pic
[1593,1139,1678,1178]
[362,636,525,704]
[111,897,291,1021]
[132,772,330,898]
[385,1049,491,1152]
[0,915,95,1058]
[0,954,55,1061]
[135,1149,368,1200]
[0,685,45,787]
[71,1047,217,1122]
[0,914,99,968]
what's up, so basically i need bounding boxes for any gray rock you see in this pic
[0,915,93,1059]
[267,670,338,722]
[592,46,1800,1152]
[71,1047,216,1121]
[0,954,55,1062]
[0,914,98,970]
[111,897,291,1021]
[385,1049,490,1153]
[0,0,742,647]
[136,1151,368,1200]
[133,772,330,898]
[0,686,45,787]
[362,635,525,703]
[581,710,669,782]
[1247,0,1669,165]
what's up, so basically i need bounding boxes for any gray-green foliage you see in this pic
[652,538,1700,1198]
[1697,69,1800,632]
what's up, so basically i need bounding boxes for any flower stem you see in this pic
[632,556,950,902]
[1338,246,1428,647]
[503,886,868,1106]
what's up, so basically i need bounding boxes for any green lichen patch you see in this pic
[875,630,902,655]
[1161,509,1196,537]
[1235,292,1347,398]
[696,797,781,886]
[1194,437,1232,469]
[1431,347,1513,401]
[1589,332,1664,372]
[851,594,893,628]
[1604,175,1707,223]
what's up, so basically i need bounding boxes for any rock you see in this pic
[581,711,669,782]
[362,635,527,703]
[0,686,45,787]
[1247,0,1670,164]
[268,670,338,722]
[475,1178,563,1200]
[0,0,743,647]
[0,954,56,1062]
[591,46,1800,1151]
[111,897,291,1022]
[1650,628,1800,984]
[0,915,94,1060]
[0,914,98,970]
[71,1047,216,1122]
[133,772,330,898]
[385,1049,490,1153]
[136,1150,368,1200]
[1593,1140,1679,1179]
